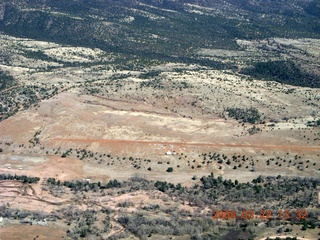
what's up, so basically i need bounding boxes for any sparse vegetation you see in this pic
[0,173,40,183]
[0,69,15,90]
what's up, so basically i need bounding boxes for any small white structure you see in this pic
[85,178,91,183]
[165,151,172,155]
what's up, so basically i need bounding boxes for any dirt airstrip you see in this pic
[0,89,319,185]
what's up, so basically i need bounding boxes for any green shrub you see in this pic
[166,167,173,172]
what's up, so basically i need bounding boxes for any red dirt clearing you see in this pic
[53,138,320,152]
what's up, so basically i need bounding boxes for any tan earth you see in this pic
[0,225,66,240]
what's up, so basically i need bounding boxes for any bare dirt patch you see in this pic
[0,225,66,240]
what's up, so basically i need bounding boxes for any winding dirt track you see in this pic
[0,181,71,206]
[53,138,320,152]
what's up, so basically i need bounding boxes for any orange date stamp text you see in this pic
[212,209,307,220]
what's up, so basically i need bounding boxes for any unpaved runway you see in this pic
[53,138,320,151]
